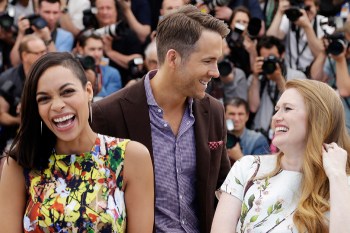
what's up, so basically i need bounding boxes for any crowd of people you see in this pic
[0,0,349,232]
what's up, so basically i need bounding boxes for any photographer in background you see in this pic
[267,0,325,75]
[10,0,74,66]
[248,36,306,140]
[310,21,350,133]
[0,35,46,154]
[225,98,270,165]
[0,1,15,72]
[76,32,122,100]
[225,6,260,77]
[206,54,248,103]
[86,0,144,86]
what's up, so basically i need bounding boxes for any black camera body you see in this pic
[262,55,280,74]
[227,23,245,48]
[325,32,347,56]
[285,0,310,22]
[82,8,99,29]
[76,55,96,71]
[128,57,144,79]
[203,0,231,11]
[23,14,47,34]
[227,132,240,149]
[218,58,234,76]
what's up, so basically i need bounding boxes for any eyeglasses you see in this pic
[26,49,47,56]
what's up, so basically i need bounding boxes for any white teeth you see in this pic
[275,127,288,132]
[53,114,74,123]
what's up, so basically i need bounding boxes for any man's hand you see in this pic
[227,143,243,162]
[252,56,264,76]
[294,9,312,29]
[117,0,132,11]
[17,16,31,36]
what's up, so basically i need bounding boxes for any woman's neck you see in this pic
[281,152,304,172]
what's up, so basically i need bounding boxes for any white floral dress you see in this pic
[218,155,350,233]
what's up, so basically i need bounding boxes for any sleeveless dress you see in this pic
[23,134,129,233]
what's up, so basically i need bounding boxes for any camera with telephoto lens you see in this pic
[23,14,48,34]
[76,55,96,71]
[262,55,280,74]
[285,0,311,22]
[93,21,128,38]
[218,57,234,76]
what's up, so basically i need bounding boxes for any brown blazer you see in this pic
[91,78,231,233]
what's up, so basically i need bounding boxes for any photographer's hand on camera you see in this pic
[252,56,264,76]
[293,9,311,29]
[227,143,243,162]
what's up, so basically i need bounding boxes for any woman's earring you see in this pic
[40,121,43,135]
[89,100,93,124]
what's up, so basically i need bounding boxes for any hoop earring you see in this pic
[40,121,43,135]
[89,101,92,124]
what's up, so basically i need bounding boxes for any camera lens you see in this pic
[327,40,346,56]
[285,7,302,22]
[262,55,278,74]
[218,59,233,76]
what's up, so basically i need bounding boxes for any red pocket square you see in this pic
[208,141,224,150]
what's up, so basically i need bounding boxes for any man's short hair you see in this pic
[257,36,285,56]
[38,0,61,7]
[77,32,104,48]
[225,97,249,114]
[156,4,229,65]
[18,35,44,60]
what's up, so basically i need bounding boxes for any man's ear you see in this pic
[76,43,84,54]
[86,81,94,100]
[165,49,180,68]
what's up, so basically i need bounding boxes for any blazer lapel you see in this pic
[120,80,153,157]
[193,96,210,190]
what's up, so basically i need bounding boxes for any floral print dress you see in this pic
[23,134,129,233]
[218,155,350,233]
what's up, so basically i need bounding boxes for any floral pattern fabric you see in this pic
[23,134,129,233]
[218,155,350,233]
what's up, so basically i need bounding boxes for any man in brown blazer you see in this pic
[92,5,231,233]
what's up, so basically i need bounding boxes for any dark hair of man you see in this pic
[8,52,88,170]
[156,4,230,66]
[77,32,103,48]
[256,36,285,56]
[224,97,249,114]
[38,0,61,7]
[228,6,251,27]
